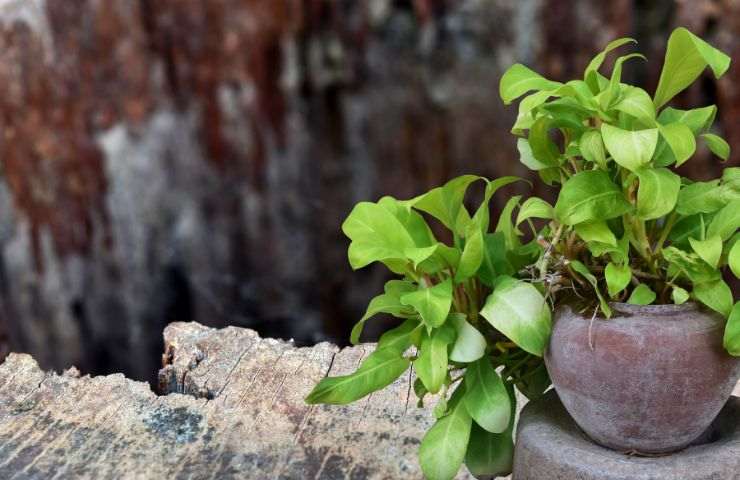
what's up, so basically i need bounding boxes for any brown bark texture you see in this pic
[0,0,736,380]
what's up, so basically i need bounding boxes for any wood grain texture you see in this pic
[0,322,476,479]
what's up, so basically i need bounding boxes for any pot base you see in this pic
[512,390,740,480]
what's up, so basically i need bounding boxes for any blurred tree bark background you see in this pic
[0,0,736,383]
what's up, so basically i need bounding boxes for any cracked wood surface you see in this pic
[0,322,475,479]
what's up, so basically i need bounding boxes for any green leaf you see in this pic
[305,348,410,405]
[343,201,418,269]
[579,130,608,168]
[528,117,560,167]
[605,262,631,298]
[499,64,562,105]
[658,105,717,134]
[672,286,690,305]
[627,284,657,305]
[702,133,730,161]
[653,27,731,109]
[575,220,617,247]
[350,280,416,344]
[414,324,456,394]
[601,124,658,172]
[376,319,422,354]
[404,175,480,233]
[419,386,472,480]
[516,197,554,225]
[554,170,631,225]
[657,123,696,167]
[464,422,514,479]
[495,196,523,250]
[478,232,515,288]
[584,37,637,79]
[693,279,733,317]
[401,279,454,330]
[676,180,725,216]
[601,54,646,110]
[480,277,551,356]
[635,167,681,220]
[706,199,740,241]
[456,229,484,282]
[517,138,551,171]
[723,302,740,356]
[729,241,740,278]
[689,235,722,268]
[570,260,612,316]
[449,314,487,363]
[614,86,656,126]
[463,358,511,433]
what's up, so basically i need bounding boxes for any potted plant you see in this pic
[500,26,740,454]
[306,27,739,479]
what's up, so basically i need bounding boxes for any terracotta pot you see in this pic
[545,302,740,454]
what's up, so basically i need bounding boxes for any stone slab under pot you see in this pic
[545,302,740,454]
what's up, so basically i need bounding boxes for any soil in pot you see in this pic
[544,301,740,454]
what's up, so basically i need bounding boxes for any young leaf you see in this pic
[723,302,740,356]
[419,386,472,480]
[404,175,481,233]
[676,180,725,216]
[570,260,612,316]
[653,27,731,109]
[584,37,637,79]
[635,167,681,220]
[464,422,514,479]
[702,133,730,161]
[456,229,484,282]
[376,319,422,354]
[706,199,740,241]
[579,130,608,169]
[601,124,658,171]
[554,170,631,225]
[449,314,487,363]
[693,279,733,317]
[658,105,717,134]
[605,262,631,298]
[499,64,562,105]
[343,201,418,269]
[517,138,551,171]
[627,284,657,305]
[401,279,454,330]
[729,241,740,278]
[614,86,656,126]
[350,280,416,344]
[480,277,551,357]
[478,232,515,288]
[495,196,523,249]
[657,123,696,167]
[305,348,410,405]
[601,53,646,110]
[463,358,511,433]
[689,235,722,268]
[414,324,456,394]
[575,221,617,247]
[516,197,554,226]
[672,286,690,305]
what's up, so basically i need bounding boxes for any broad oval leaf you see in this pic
[579,130,607,169]
[419,386,472,480]
[414,324,456,394]
[614,86,656,126]
[401,279,454,330]
[517,138,551,171]
[350,280,416,344]
[305,348,410,405]
[627,284,657,305]
[689,235,722,268]
[605,262,631,298]
[723,302,740,356]
[463,358,511,433]
[702,133,730,161]
[676,180,725,216]
[729,241,740,279]
[672,286,690,305]
[499,64,562,105]
[635,167,681,220]
[653,27,731,109]
[657,123,696,167]
[554,170,631,225]
[707,199,740,241]
[575,220,617,247]
[480,277,551,357]
[516,197,554,226]
[528,117,560,167]
[376,319,422,354]
[601,124,658,172]
[449,314,487,363]
[658,105,717,134]
[693,279,733,317]
[464,422,513,478]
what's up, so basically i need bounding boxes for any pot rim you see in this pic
[607,301,700,316]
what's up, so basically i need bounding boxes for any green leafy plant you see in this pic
[305,175,553,479]
[500,27,738,355]
[306,27,738,480]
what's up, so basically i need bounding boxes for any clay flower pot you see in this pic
[544,302,740,454]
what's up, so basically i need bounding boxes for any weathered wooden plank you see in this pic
[0,322,475,479]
